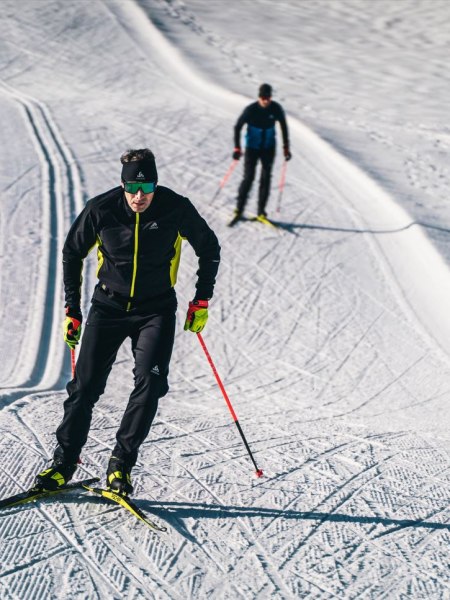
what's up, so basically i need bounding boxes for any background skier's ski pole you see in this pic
[212,159,239,200]
[276,160,288,214]
[196,332,263,477]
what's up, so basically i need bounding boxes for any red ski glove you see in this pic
[184,300,209,333]
[63,307,82,349]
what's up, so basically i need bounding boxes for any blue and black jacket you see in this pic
[63,186,220,309]
[234,101,289,151]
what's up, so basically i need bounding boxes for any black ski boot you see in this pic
[228,209,242,227]
[35,456,78,490]
[106,456,133,496]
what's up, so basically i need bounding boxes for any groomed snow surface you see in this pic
[0,1,449,598]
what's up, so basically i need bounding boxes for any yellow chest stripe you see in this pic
[127,213,140,310]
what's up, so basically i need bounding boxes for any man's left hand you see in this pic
[184,300,209,333]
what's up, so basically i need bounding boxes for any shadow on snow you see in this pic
[272,219,450,236]
[140,500,450,534]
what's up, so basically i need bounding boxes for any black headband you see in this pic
[121,158,158,183]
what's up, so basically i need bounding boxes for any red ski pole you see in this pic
[212,159,239,200]
[276,160,288,214]
[196,333,263,477]
[70,348,76,378]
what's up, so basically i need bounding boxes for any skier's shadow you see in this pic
[8,494,447,543]
[272,219,450,237]
[140,500,450,541]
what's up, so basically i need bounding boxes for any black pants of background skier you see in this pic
[55,286,176,468]
[236,147,275,216]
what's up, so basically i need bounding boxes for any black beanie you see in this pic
[259,83,272,97]
[121,157,158,183]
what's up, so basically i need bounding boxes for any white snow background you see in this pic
[0,0,449,598]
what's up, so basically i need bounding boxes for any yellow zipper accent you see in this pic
[127,212,140,311]
[95,234,104,277]
[169,233,184,286]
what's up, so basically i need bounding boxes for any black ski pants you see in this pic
[56,288,176,467]
[236,146,275,215]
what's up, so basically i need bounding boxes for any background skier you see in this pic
[231,83,291,224]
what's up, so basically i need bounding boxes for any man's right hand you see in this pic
[63,307,82,349]
[232,147,242,160]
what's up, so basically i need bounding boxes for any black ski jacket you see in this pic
[234,101,289,151]
[63,186,220,308]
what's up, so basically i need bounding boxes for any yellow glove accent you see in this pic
[184,300,209,333]
[63,312,82,349]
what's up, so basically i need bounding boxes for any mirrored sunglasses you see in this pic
[124,181,156,194]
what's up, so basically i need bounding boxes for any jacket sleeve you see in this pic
[276,104,290,147]
[234,106,249,148]
[179,199,221,300]
[62,203,98,307]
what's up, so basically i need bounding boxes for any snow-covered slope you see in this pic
[0,1,448,598]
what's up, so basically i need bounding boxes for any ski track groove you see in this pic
[336,352,429,417]
[320,321,426,412]
[2,486,181,600]
[3,501,121,598]
[149,440,295,599]
[358,520,449,593]
[0,84,52,389]
[314,311,384,402]
[1,544,69,580]
[9,409,52,462]
[87,410,252,482]
[129,449,252,596]
[157,419,243,463]
[255,434,407,546]
[79,519,178,600]
[0,81,84,396]
[274,451,446,584]
[2,430,48,462]
[250,439,371,534]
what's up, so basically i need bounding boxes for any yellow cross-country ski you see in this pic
[253,214,280,229]
[0,477,100,510]
[83,484,167,532]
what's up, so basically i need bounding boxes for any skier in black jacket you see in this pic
[231,83,291,224]
[35,148,220,495]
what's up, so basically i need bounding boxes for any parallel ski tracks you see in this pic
[0,82,85,398]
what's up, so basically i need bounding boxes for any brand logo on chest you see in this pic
[143,221,159,230]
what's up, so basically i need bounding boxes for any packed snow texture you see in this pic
[0,1,449,598]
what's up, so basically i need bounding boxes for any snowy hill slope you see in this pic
[0,1,449,598]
